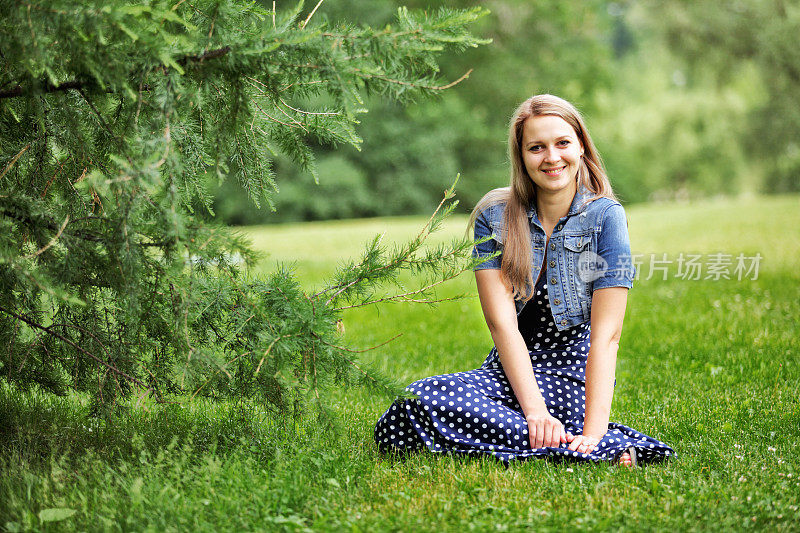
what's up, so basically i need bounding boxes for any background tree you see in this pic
[214,0,796,225]
[648,0,800,194]
[0,0,490,414]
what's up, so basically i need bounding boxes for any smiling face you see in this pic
[521,114,584,197]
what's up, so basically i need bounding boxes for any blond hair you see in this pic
[470,94,618,301]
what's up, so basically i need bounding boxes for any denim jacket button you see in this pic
[560,319,567,326]
[549,260,555,267]
[550,243,556,250]
[554,298,561,305]
[550,277,557,284]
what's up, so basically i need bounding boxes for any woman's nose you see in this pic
[543,147,559,163]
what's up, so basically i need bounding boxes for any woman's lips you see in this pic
[541,166,566,176]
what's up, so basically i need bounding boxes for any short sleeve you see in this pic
[472,210,502,271]
[592,203,635,290]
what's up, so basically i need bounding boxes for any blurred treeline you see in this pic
[213,0,799,225]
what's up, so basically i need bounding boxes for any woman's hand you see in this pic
[566,432,606,455]
[525,411,568,449]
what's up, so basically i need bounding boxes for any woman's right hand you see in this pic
[525,411,568,449]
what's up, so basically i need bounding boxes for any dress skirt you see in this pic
[374,278,675,465]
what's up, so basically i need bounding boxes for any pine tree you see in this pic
[0,0,490,414]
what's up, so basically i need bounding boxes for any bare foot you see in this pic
[619,451,633,467]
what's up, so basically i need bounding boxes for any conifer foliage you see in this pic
[0,0,489,413]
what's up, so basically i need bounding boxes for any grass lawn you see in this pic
[2,194,799,531]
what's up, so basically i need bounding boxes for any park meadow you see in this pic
[2,193,799,532]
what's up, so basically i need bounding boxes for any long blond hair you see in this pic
[470,94,618,301]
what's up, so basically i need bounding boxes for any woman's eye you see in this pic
[529,145,542,152]
[557,140,571,146]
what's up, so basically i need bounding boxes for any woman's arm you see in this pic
[567,286,629,454]
[475,269,567,448]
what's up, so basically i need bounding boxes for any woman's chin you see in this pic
[533,178,576,196]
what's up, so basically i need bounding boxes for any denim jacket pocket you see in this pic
[563,234,589,253]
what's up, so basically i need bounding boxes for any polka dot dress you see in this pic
[374,274,675,465]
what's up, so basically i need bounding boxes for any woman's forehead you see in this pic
[522,115,577,142]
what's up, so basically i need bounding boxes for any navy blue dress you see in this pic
[374,274,675,464]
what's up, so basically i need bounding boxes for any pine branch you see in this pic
[0,47,233,100]
[20,215,69,259]
[350,68,474,91]
[0,80,83,99]
[313,331,403,354]
[0,304,153,394]
[332,270,468,311]
[0,145,31,179]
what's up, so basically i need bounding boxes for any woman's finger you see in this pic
[567,436,582,451]
[580,439,597,455]
[528,423,538,449]
[540,420,550,448]
[534,420,545,448]
[543,422,553,447]
[548,422,560,448]
[541,421,553,448]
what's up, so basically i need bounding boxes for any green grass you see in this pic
[2,194,800,531]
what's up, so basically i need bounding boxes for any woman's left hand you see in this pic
[566,433,604,455]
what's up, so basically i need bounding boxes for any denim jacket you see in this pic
[473,185,635,331]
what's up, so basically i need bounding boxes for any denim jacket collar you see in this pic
[526,184,595,220]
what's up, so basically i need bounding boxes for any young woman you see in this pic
[375,94,674,465]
